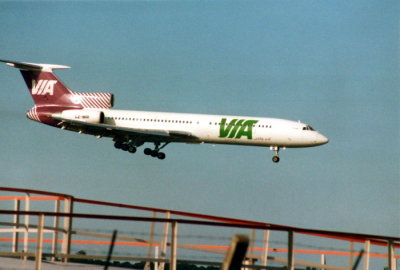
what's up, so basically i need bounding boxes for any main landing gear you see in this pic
[143,142,169,160]
[114,141,137,153]
[270,146,280,163]
[114,140,169,160]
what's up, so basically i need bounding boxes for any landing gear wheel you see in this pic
[272,156,280,163]
[270,146,281,163]
[157,152,166,160]
[114,142,123,149]
[121,144,129,151]
[144,142,169,159]
[128,146,137,153]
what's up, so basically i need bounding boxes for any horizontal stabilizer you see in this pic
[0,59,70,72]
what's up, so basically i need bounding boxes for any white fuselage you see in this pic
[99,109,329,148]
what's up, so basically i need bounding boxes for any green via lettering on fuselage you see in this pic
[219,118,259,139]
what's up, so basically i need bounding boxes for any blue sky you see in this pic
[0,0,398,241]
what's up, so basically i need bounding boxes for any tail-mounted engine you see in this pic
[57,109,105,124]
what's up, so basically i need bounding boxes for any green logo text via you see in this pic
[219,118,258,140]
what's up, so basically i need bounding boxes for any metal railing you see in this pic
[0,187,398,270]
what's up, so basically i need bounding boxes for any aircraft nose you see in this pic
[315,133,329,145]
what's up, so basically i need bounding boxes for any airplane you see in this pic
[0,59,329,163]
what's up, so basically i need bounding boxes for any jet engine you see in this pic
[58,109,105,124]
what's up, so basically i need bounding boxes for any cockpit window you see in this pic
[302,125,315,131]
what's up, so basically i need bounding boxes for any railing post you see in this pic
[35,214,44,270]
[170,221,178,270]
[348,241,354,268]
[154,246,159,270]
[52,198,61,261]
[363,240,370,270]
[144,211,157,270]
[159,211,170,270]
[23,193,30,260]
[61,197,73,263]
[12,198,21,253]
[388,240,396,270]
[249,229,255,259]
[321,254,326,270]
[261,230,270,268]
[287,231,294,270]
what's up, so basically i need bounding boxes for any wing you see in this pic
[51,116,201,144]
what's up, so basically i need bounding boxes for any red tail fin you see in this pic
[20,69,81,108]
[1,59,114,124]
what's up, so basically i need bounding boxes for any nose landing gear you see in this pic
[270,146,280,163]
[272,155,280,163]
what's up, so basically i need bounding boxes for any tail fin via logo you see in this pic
[20,67,77,107]
[1,59,114,123]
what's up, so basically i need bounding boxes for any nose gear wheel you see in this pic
[270,146,280,163]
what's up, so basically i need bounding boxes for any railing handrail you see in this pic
[0,187,282,227]
[0,187,73,199]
